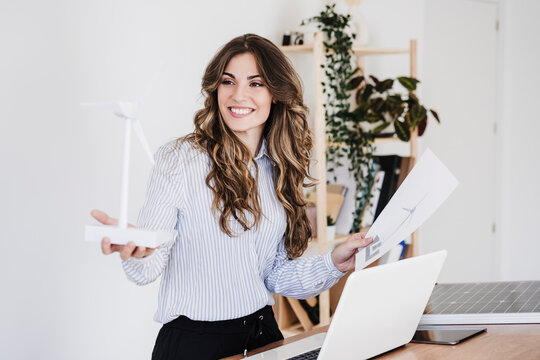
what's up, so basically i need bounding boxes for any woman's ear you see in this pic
[272,99,277,104]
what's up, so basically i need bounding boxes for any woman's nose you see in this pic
[232,83,248,102]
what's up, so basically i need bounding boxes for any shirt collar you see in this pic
[254,138,270,161]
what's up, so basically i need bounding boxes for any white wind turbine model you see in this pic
[82,68,174,248]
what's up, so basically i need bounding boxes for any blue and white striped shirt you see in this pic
[122,139,345,323]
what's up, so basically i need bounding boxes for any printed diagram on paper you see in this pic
[355,149,459,271]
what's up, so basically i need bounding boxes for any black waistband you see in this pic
[164,306,274,334]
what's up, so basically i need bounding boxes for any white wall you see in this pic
[0,1,322,359]
[498,0,540,280]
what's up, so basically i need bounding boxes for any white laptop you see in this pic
[247,250,447,360]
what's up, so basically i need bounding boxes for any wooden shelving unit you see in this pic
[276,33,419,336]
[278,43,410,55]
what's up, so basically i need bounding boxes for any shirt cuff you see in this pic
[323,251,347,279]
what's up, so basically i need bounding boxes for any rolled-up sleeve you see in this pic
[121,142,184,285]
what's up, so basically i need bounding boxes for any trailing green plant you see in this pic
[302,4,440,233]
[302,4,376,233]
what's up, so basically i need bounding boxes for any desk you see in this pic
[223,324,540,359]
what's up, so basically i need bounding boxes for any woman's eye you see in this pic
[221,79,234,85]
[250,82,264,87]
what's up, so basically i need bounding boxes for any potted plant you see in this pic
[302,4,439,233]
[346,74,440,141]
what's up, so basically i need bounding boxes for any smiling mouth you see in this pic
[228,107,255,116]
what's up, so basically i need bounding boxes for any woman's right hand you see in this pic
[91,209,155,260]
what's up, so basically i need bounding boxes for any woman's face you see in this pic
[217,52,273,144]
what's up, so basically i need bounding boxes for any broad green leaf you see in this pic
[411,103,423,121]
[346,76,364,90]
[404,111,412,127]
[398,76,420,92]
[355,89,364,105]
[366,114,380,123]
[361,84,374,101]
[392,104,406,119]
[386,94,402,105]
[373,121,392,134]
[375,79,394,93]
[418,116,428,136]
[394,119,411,141]
[369,75,380,84]
[368,98,384,112]
[411,106,427,127]
[418,106,428,126]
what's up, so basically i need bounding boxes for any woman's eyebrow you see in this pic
[222,72,261,80]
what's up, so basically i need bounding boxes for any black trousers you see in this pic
[151,306,284,360]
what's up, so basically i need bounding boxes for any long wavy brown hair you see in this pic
[179,34,315,259]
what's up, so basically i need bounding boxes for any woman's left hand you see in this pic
[331,233,373,273]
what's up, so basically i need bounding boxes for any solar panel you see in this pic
[419,281,540,325]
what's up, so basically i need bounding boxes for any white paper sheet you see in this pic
[355,149,459,271]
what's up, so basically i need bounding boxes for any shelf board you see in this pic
[278,44,314,53]
[280,44,409,55]
[353,47,409,55]
[374,136,402,143]
[328,136,402,147]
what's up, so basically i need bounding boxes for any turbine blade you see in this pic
[138,62,163,105]
[132,119,155,164]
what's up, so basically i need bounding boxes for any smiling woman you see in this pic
[92,33,373,360]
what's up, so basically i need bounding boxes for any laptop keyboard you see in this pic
[286,348,321,360]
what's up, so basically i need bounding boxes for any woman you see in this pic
[92,33,373,360]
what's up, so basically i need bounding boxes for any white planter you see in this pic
[327,225,337,243]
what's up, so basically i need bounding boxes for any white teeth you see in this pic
[230,107,252,115]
